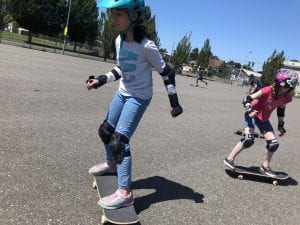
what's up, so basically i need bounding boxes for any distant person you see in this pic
[195,67,207,87]
[248,74,262,94]
[224,69,298,177]
[85,0,183,210]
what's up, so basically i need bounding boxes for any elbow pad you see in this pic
[105,66,122,82]
[159,64,175,86]
[277,107,285,117]
[159,64,182,112]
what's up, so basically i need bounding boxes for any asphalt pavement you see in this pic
[1,44,300,225]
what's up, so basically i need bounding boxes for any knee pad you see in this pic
[98,121,114,144]
[109,132,131,163]
[266,139,279,152]
[240,134,255,148]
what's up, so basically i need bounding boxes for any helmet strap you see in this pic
[119,20,138,49]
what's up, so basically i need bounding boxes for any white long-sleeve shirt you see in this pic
[115,35,165,100]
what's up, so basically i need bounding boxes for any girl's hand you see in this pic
[170,105,183,117]
[85,79,99,90]
[248,110,258,118]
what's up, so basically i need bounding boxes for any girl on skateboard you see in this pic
[85,0,183,209]
[224,69,298,177]
[247,74,285,134]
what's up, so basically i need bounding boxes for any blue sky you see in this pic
[97,0,300,71]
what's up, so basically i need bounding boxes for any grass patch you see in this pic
[1,31,94,55]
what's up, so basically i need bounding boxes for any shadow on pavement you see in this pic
[132,176,204,214]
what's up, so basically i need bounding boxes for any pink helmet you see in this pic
[275,69,299,88]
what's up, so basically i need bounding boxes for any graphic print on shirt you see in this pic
[117,48,138,82]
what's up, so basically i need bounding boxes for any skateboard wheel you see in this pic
[273,180,278,186]
[92,180,97,189]
[101,215,108,225]
[238,175,244,180]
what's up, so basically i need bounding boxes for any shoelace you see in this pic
[96,164,106,168]
[108,192,120,201]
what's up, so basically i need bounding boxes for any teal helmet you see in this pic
[99,0,145,20]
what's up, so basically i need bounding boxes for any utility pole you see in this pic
[62,0,71,55]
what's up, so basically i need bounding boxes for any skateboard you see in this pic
[234,129,264,138]
[190,84,206,88]
[229,165,289,185]
[93,174,139,225]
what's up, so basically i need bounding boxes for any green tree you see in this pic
[159,48,167,54]
[227,60,241,69]
[196,38,213,73]
[261,50,285,85]
[190,48,199,61]
[171,32,192,73]
[8,0,67,42]
[68,0,98,49]
[99,10,117,60]
[0,0,7,31]
[144,6,160,48]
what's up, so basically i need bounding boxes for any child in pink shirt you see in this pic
[224,69,299,177]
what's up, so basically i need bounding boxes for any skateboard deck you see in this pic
[190,84,206,88]
[234,129,263,138]
[93,174,139,225]
[230,165,289,185]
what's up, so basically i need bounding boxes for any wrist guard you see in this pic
[245,105,253,113]
[278,121,286,134]
[168,93,180,108]
[95,75,108,88]
[278,121,285,129]
[86,75,95,84]
[243,95,253,107]
[170,105,183,117]
[86,75,107,89]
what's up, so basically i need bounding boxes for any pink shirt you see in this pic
[251,86,292,122]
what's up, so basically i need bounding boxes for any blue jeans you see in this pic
[104,91,151,189]
[244,112,274,134]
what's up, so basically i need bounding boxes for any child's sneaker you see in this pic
[98,190,134,209]
[224,158,235,169]
[88,162,116,175]
[259,165,276,178]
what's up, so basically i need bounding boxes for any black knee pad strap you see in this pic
[98,121,114,144]
[266,139,279,152]
[109,132,130,163]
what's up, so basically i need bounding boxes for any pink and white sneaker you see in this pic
[88,162,117,175]
[98,190,134,209]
